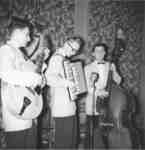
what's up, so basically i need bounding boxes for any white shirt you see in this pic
[45,52,76,117]
[0,41,41,131]
[84,60,121,115]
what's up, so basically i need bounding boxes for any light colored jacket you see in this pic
[0,41,41,131]
[45,52,76,117]
[84,60,121,115]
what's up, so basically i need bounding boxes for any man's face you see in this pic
[65,41,80,57]
[15,27,30,47]
[93,46,106,61]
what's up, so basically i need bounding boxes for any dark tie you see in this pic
[98,62,105,64]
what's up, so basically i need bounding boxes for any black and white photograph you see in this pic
[0,0,145,149]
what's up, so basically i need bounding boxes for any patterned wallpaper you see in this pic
[37,0,75,49]
[88,0,144,95]
[0,0,144,148]
[0,0,75,48]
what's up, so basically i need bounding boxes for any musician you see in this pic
[45,37,82,148]
[84,43,122,148]
[0,18,44,148]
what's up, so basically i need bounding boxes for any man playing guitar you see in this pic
[0,17,45,148]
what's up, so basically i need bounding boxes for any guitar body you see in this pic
[5,85,43,120]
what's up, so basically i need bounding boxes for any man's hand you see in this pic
[65,80,76,88]
[95,89,109,99]
[65,80,78,100]
[43,48,51,61]
[41,74,47,88]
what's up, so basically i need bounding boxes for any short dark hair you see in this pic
[7,16,33,36]
[92,43,108,54]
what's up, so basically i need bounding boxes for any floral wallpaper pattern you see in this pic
[38,0,75,48]
[0,0,144,148]
[88,1,144,95]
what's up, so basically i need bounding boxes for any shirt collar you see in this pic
[94,60,105,64]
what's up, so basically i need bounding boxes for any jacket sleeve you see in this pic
[45,55,69,88]
[0,46,41,87]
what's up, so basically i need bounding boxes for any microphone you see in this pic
[90,72,99,87]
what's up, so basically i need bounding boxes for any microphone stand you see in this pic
[90,79,96,149]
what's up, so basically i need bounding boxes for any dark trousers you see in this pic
[53,115,78,149]
[5,125,37,149]
[85,115,105,149]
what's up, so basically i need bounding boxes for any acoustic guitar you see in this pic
[4,35,46,120]
[3,81,43,120]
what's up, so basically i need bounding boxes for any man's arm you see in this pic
[45,55,74,88]
[0,46,42,87]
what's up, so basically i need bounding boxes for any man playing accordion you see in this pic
[45,37,82,149]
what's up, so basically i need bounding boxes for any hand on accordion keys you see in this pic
[65,80,77,100]
[63,61,88,101]
[66,79,78,94]
[66,80,76,88]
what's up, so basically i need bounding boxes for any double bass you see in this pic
[96,36,139,149]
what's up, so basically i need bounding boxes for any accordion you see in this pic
[63,61,87,101]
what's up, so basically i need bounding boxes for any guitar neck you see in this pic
[26,87,35,95]
[35,52,45,74]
